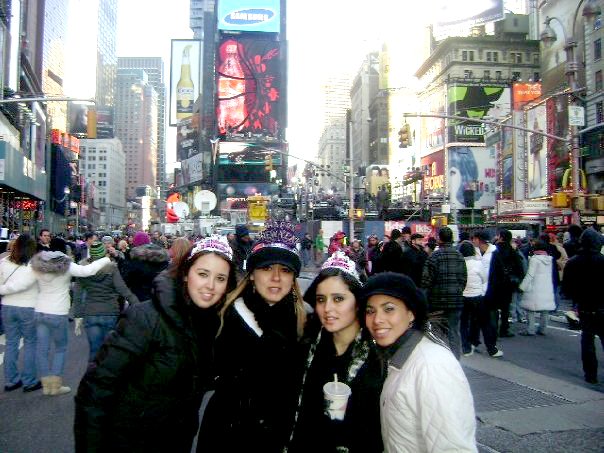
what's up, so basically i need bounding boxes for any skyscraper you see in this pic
[115,68,158,199]
[118,57,166,197]
[42,0,69,131]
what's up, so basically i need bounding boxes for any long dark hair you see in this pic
[304,267,363,313]
[9,234,37,265]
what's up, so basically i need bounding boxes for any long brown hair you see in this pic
[9,234,37,265]
[218,274,307,339]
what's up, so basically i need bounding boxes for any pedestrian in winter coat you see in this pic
[301,233,313,268]
[0,234,42,393]
[562,228,604,384]
[74,235,237,453]
[122,243,170,303]
[421,227,467,359]
[563,224,583,259]
[72,242,141,362]
[231,224,253,280]
[519,240,556,336]
[459,241,487,356]
[314,229,326,265]
[362,273,477,453]
[197,220,307,453]
[400,233,428,287]
[346,239,368,282]
[378,229,404,274]
[0,249,111,396]
[365,235,380,276]
[287,253,383,453]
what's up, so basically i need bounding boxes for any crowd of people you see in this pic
[0,220,602,452]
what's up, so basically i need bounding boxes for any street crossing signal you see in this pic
[398,123,411,148]
[264,154,273,171]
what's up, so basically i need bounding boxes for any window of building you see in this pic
[495,70,502,79]
[596,70,603,91]
[89,164,96,169]
[533,53,540,65]
[595,38,602,60]
[486,51,498,62]
[510,52,522,63]
[596,101,604,123]
[464,70,473,78]
[462,50,474,62]
[512,71,522,81]
[533,72,540,81]
[483,70,491,80]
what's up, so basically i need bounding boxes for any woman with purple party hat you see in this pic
[197,220,307,453]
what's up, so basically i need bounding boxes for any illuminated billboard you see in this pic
[526,103,547,198]
[217,0,281,33]
[420,151,445,199]
[501,118,514,199]
[513,82,542,111]
[218,142,282,166]
[448,146,497,209]
[170,40,202,126]
[447,83,510,143]
[216,37,283,139]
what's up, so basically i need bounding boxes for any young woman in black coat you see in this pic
[74,236,237,453]
[197,220,307,453]
[287,252,384,453]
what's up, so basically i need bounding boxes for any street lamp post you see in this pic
[540,0,602,224]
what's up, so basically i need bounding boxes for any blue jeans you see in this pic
[2,306,38,386]
[85,315,118,361]
[35,312,69,377]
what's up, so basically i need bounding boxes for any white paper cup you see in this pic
[323,381,352,421]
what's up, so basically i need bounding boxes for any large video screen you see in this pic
[216,37,283,139]
[217,0,281,33]
[218,141,282,166]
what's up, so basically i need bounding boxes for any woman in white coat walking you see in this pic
[519,240,556,336]
[0,238,110,395]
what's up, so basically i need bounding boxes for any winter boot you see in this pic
[41,376,53,396]
[48,376,71,396]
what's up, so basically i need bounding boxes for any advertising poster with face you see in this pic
[526,103,548,198]
[546,97,570,193]
[512,111,526,200]
[448,146,496,209]
[447,83,511,143]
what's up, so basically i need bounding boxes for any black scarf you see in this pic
[242,285,298,345]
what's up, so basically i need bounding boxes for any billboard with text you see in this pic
[447,83,510,143]
[217,0,281,33]
[170,39,202,126]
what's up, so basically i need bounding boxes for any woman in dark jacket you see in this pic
[197,220,307,453]
[74,235,237,453]
[287,252,383,453]
[122,242,170,303]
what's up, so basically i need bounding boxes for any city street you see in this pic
[1,270,603,452]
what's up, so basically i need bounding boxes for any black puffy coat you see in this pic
[197,288,301,453]
[122,244,170,302]
[288,329,384,453]
[74,272,220,453]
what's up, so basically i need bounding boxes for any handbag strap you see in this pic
[2,266,19,285]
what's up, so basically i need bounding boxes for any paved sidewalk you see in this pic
[463,353,604,452]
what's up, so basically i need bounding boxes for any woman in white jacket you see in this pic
[519,240,556,336]
[0,234,41,392]
[459,241,487,356]
[362,272,477,453]
[0,239,110,396]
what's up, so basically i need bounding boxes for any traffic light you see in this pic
[398,123,411,148]
[264,154,273,171]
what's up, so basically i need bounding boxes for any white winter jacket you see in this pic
[480,243,497,295]
[519,253,555,312]
[0,253,110,315]
[381,335,477,453]
[0,258,38,308]
[463,256,486,298]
